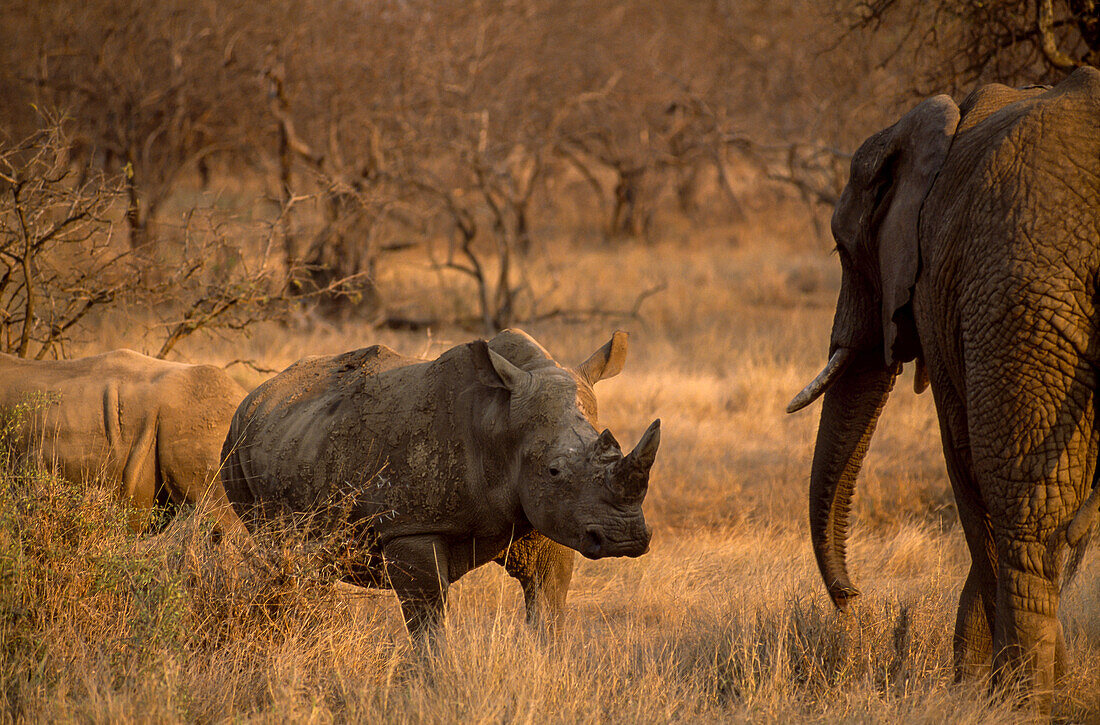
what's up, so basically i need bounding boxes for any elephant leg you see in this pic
[955,568,994,680]
[947,448,998,680]
[989,544,1061,706]
[970,454,1067,707]
[494,531,574,630]
[966,355,1095,707]
[933,384,997,680]
[988,514,1075,693]
[384,535,450,640]
[952,512,997,680]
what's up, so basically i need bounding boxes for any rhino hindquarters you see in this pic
[494,532,574,628]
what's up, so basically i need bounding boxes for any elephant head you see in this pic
[788,96,960,609]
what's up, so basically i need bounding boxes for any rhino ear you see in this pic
[469,340,533,392]
[576,330,628,385]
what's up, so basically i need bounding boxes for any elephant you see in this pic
[787,67,1100,708]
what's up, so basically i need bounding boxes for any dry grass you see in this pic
[4,475,1096,723]
[8,209,1100,722]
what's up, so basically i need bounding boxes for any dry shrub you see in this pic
[0,470,170,714]
[0,462,403,721]
[0,460,1096,721]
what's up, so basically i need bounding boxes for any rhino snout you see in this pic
[581,526,605,559]
[580,522,651,560]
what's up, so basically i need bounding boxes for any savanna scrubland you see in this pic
[1,1,1099,722]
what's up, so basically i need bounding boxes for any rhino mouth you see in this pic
[579,523,651,560]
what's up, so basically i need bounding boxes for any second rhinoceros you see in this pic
[0,349,248,535]
[221,329,659,635]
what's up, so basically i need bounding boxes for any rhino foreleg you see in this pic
[384,535,450,638]
[120,416,159,532]
[496,532,574,630]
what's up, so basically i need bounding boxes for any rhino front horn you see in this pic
[628,419,661,469]
[613,419,660,498]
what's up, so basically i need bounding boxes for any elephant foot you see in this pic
[992,609,1060,714]
[1054,618,1069,685]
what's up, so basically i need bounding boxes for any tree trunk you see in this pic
[125,172,150,252]
[610,166,646,238]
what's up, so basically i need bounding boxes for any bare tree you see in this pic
[144,204,369,360]
[387,127,546,333]
[5,1,267,251]
[726,136,851,241]
[366,1,566,331]
[0,121,127,359]
[848,0,1099,92]
[263,52,397,320]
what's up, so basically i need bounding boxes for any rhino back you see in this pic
[0,350,244,487]
[226,346,433,516]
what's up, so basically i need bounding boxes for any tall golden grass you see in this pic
[5,208,1100,722]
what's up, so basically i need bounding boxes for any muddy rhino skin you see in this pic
[222,329,659,635]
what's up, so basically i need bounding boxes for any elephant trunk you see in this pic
[808,347,898,609]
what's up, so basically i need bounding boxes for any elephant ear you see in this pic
[844,95,960,365]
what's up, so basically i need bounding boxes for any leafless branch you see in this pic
[528,282,668,325]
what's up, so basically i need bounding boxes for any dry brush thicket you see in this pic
[2,0,895,337]
[850,0,1100,93]
[1,0,1099,722]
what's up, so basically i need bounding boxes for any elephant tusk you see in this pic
[913,356,930,394]
[786,348,854,414]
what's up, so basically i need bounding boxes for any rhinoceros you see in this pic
[221,329,659,635]
[0,349,248,535]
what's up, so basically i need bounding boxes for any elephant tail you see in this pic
[1062,468,1100,590]
[1062,527,1092,591]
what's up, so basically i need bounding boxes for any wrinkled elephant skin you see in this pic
[789,68,1100,710]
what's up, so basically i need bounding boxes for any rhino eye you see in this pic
[548,466,561,478]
